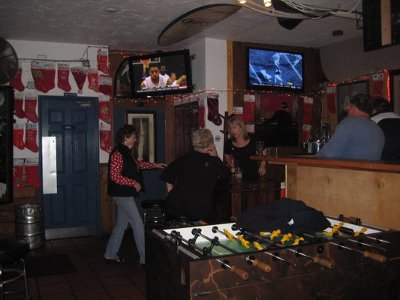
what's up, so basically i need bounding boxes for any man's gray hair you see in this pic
[192,129,214,150]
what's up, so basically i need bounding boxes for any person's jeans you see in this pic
[104,196,145,264]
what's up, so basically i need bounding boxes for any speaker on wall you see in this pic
[0,86,14,204]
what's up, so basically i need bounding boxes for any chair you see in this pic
[0,238,29,300]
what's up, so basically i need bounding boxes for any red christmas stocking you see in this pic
[43,63,56,92]
[99,75,112,96]
[207,93,222,126]
[25,163,41,188]
[99,100,112,123]
[372,73,384,98]
[24,92,39,123]
[100,124,112,153]
[88,68,99,92]
[13,160,25,189]
[57,63,72,92]
[326,86,336,114]
[13,123,25,150]
[243,94,255,124]
[25,123,39,152]
[14,93,25,118]
[198,98,205,128]
[9,66,25,91]
[97,48,109,74]
[71,67,88,94]
[302,97,313,125]
[31,61,47,93]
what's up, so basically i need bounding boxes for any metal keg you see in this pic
[15,204,44,249]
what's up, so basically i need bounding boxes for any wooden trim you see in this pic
[226,40,234,114]
[251,155,400,173]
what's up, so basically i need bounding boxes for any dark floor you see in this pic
[5,232,146,300]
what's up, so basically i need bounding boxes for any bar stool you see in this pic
[0,238,29,300]
[141,199,166,228]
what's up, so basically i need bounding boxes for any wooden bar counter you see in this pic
[251,155,400,231]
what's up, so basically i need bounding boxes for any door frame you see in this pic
[39,95,100,238]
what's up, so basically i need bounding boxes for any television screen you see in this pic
[247,47,304,91]
[129,49,192,98]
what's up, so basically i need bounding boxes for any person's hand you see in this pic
[133,181,142,192]
[258,165,266,176]
[156,163,167,168]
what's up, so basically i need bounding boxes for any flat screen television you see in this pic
[247,47,304,92]
[128,49,193,98]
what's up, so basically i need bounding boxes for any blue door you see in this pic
[40,95,99,239]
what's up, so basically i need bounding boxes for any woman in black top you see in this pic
[224,116,266,182]
[160,129,231,222]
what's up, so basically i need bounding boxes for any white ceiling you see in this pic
[0,0,363,51]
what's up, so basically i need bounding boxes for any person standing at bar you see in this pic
[370,98,400,162]
[224,116,266,181]
[317,93,384,160]
[104,125,166,264]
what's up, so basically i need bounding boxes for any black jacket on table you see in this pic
[159,151,231,221]
[108,144,143,197]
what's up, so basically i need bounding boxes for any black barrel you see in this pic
[15,204,44,249]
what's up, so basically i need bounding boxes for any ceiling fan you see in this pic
[0,37,18,85]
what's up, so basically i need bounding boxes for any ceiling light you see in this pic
[263,0,272,7]
[238,0,247,4]
[105,7,118,13]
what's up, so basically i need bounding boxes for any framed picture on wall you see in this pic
[337,80,369,122]
[126,111,156,162]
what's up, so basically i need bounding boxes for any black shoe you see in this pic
[105,257,126,264]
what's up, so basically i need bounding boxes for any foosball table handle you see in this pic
[230,265,249,280]
[252,259,272,273]
[313,256,335,269]
[363,251,387,263]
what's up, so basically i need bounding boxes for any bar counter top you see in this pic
[250,155,400,173]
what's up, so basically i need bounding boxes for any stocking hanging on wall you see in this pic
[98,75,112,96]
[25,159,41,188]
[326,85,336,114]
[302,96,313,125]
[88,68,99,92]
[31,61,55,93]
[97,48,109,74]
[14,92,25,118]
[71,66,88,94]
[13,123,25,150]
[9,65,25,92]
[243,94,255,124]
[24,90,39,123]
[372,73,384,99]
[57,63,72,92]
[302,124,312,144]
[207,93,222,126]
[25,123,39,153]
[100,123,112,153]
[198,98,205,128]
[13,159,25,189]
[99,96,112,123]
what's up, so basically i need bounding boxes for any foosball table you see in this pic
[145,216,400,299]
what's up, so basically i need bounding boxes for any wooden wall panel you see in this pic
[287,165,400,230]
[99,163,115,235]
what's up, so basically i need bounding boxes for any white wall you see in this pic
[182,37,227,158]
[9,40,110,163]
[320,36,400,81]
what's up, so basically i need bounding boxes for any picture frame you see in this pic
[337,80,370,122]
[126,111,156,162]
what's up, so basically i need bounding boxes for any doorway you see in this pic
[40,95,99,239]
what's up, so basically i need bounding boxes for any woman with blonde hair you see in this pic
[224,116,266,182]
[160,129,231,222]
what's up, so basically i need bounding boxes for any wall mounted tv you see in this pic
[247,47,304,92]
[128,49,193,98]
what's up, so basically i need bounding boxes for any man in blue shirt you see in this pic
[317,93,384,161]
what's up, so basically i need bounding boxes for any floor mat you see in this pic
[26,254,76,277]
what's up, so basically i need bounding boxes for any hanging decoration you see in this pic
[31,61,55,93]
[71,66,88,94]
[14,92,25,118]
[243,94,256,124]
[326,84,337,114]
[9,64,25,91]
[372,73,384,99]
[198,98,205,128]
[206,93,222,126]
[57,63,72,92]
[25,123,39,153]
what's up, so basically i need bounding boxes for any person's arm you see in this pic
[109,151,141,191]
[138,161,167,170]
[258,160,267,176]
[317,119,351,158]
[166,182,174,192]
